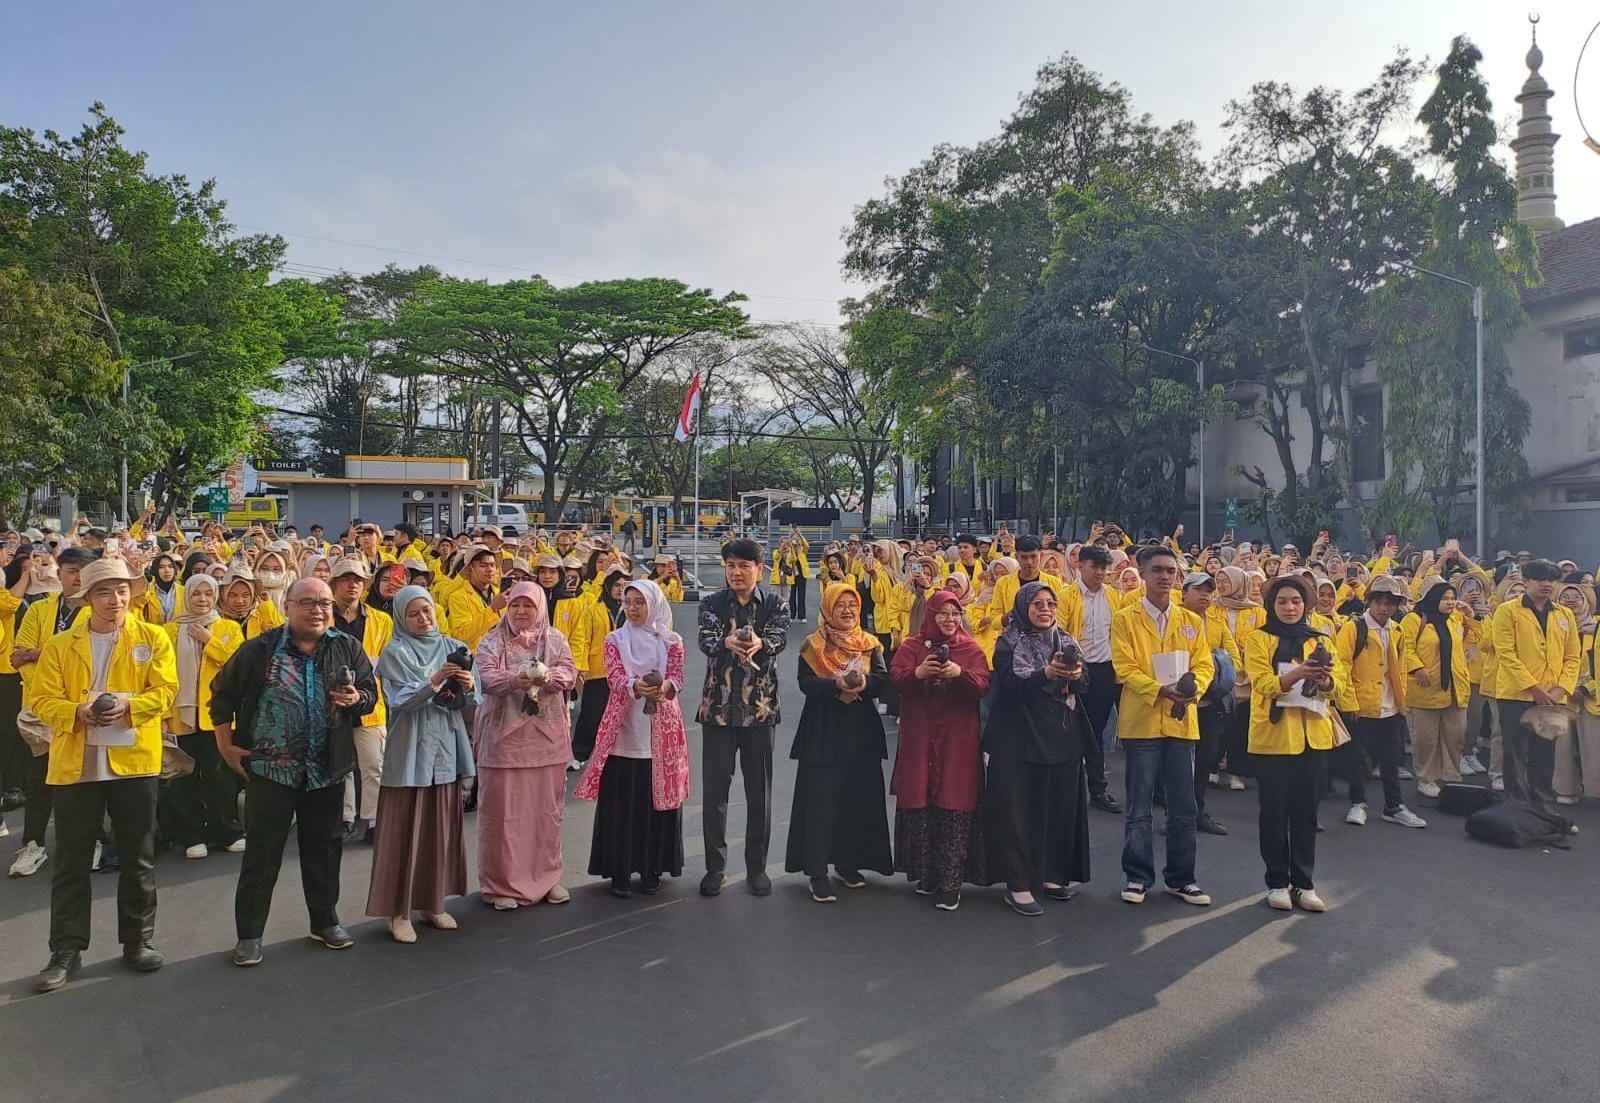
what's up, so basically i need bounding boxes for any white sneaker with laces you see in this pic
[1397,766,1415,780]
[227,837,247,853]
[1382,805,1428,829]
[184,843,209,860]
[9,840,47,877]
[1227,774,1246,791]
[1292,887,1327,912]
[1345,803,1368,826]
[1417,780,1441,799]
[1460,754,1484,775]
[1266,888,1292,910]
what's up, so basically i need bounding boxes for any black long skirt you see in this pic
[895,807,986,892]
[587,756,684,879]
[982,754,1090,892]
[785,759,894,877]
[572,678,610,760]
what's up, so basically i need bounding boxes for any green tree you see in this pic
[1371,36,1539,543]
[389,276,750,521]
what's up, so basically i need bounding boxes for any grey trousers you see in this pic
[701,725,774,875]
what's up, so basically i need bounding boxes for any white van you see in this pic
[460,502,528,537]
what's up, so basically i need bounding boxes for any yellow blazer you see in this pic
[1491,598,1581,701]
[1334,616,1407,718]
[1244,630,1349,755]
[446,585,500,651]
[568,596,614,679]
[35,616,178,785]
[1109,601,1214,741]
[1399,611,1473,710]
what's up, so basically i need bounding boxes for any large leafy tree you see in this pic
[1371,36,1539,543]
[0,104,294,520]
[389,276,750,521]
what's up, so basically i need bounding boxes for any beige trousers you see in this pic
[342,724,387,823]
[1409,707,1466,785]
[1553,711,1600,799]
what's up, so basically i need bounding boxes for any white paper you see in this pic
[85,693,135,747]
[1274,662,1328,717]
[1152,651,1189,686]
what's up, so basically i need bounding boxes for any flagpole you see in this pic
[693,366,711,593]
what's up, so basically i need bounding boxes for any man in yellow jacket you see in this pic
[989,534,1081,635]
[1109,545,1214,907]
[1491,558,1581,828]
[1333,576,1426,829]
[29,557,178,993]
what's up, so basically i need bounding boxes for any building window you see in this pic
[1350,389,1385,483]
[1564,326,1600,361]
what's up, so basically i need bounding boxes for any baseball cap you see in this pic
[331,558,371,580]
[1181,572,1215,591]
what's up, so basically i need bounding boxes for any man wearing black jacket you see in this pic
[211,578,378,967]
[696,538,789,897]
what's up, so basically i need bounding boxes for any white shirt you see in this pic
[1142,597,1172,640]
[1364,612,1397,718]
[612,686,654,759]
[1077,579,1113,663]
[78,630,120,784]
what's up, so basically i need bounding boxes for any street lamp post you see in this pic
[1395,262,1485,558]
[1141,345,1205,550]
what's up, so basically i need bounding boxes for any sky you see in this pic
[6,0,1599,327]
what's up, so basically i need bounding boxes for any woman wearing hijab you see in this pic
[1552,583,1598,804]
[367,562,408,617]
[570,567,628,766]
[1211,565,1263,791]
[971,557,1016,666]
[475,582,579,908]
[161,575,244,858]
[786,582,892,903]
[889,590,990,910]
[981,581,1091,917]
[366,587,477,942]
[574,580,689,897]
[1245,575,1345,912]
[253,548,294,615]
[1400,578,1473,798]
[139,554,182,625]
[301,554,333,583]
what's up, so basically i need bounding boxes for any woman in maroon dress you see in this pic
[889,589,990,910]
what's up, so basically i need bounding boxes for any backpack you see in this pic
[1464,802,1570,849]
[1205,647,1237,708]
[1435,781,1495,817]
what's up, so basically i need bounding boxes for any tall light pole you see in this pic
[1141,345,1205,550]
[1395,262,1485,558]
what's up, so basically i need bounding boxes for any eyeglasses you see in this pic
[292,599,335,611]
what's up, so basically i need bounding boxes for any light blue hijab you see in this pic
[379,584,457,684]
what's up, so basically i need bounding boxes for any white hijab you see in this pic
[608,579,678,678]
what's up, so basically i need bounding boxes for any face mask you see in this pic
[258,570,285,587]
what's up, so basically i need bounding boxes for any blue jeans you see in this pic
[1122,739,1198,890]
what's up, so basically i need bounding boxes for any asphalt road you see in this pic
[1,604,1597,1103]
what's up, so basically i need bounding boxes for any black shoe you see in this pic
[122,942,164,972]
[913,881,936,896]
[360,821,378,846]
[640,873,661,896]
[1004,891,1044,917]
[233,938,264,967]
[309,925,353,950]
[1042,883,1076,901]
[1197,814,1229,836]
[699,871,724,897]
[1091,792,1123,814]
[836,868,867,889]
[611,877,633,899]
[341,821,357,841]
[0,787,23,812]
[34,949,80,993]
[935,890,961,911]
[810,876,838,903]
[747,871,772,896]
[97,849,120,874]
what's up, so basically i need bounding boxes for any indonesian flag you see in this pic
[675,372,702,442]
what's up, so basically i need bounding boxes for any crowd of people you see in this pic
[0,511,1587,995]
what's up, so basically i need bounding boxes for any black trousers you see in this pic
[163,732,244,848]
[1354,713,1406,812]
[21,745,52,844]
[701,724,774,874]
[0,672,24,793]
[1193,703,1228,815]
[234,775,345,939]
[1078,661,1116,796]
[1255,750,1323,890]
[790,577,809,621]
[49,776,159,953]
[572,679,610,760]
[1496,699,1565,827]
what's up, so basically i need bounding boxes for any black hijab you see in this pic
[181,552,214,582]
[1414,581,1456,695]
[1260,576,1324,722]
[600,567,629,628]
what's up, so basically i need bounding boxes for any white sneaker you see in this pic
[1460,754,1485,775]
[227,837,247,853]
[1227,774,1247,791]
[1397,767,1415,780]
[1266,888,1292,910]
[1382,805,1428,829]
[566,760,582,772]
[184,843,209,860]
[1207,772,1220,787]
[1292,887,1327,912]
[0,819,9,838]
[1490,775,1505,792]
[1345,803,1368,826]
[1417,780,1441,799]
[9,840,47,877]
[1556,795,1580,806]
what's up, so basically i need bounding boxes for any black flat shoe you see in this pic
[611,877,633,899]
[1042,883,1076,901]
[1004,891,1044,917]
[640,874,661,896]
[836,868,867,889]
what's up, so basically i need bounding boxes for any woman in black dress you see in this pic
[983,581,1092,916]
[785,582,894,903]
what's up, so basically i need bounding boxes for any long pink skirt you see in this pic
[477,764,567,905]
[365,782,468,917]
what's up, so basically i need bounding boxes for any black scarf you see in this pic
[1414,585,1455,695]
[1261,581,1323,723]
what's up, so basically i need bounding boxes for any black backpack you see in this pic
[1464,802,1570,849]
[1435,781,1494,816]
